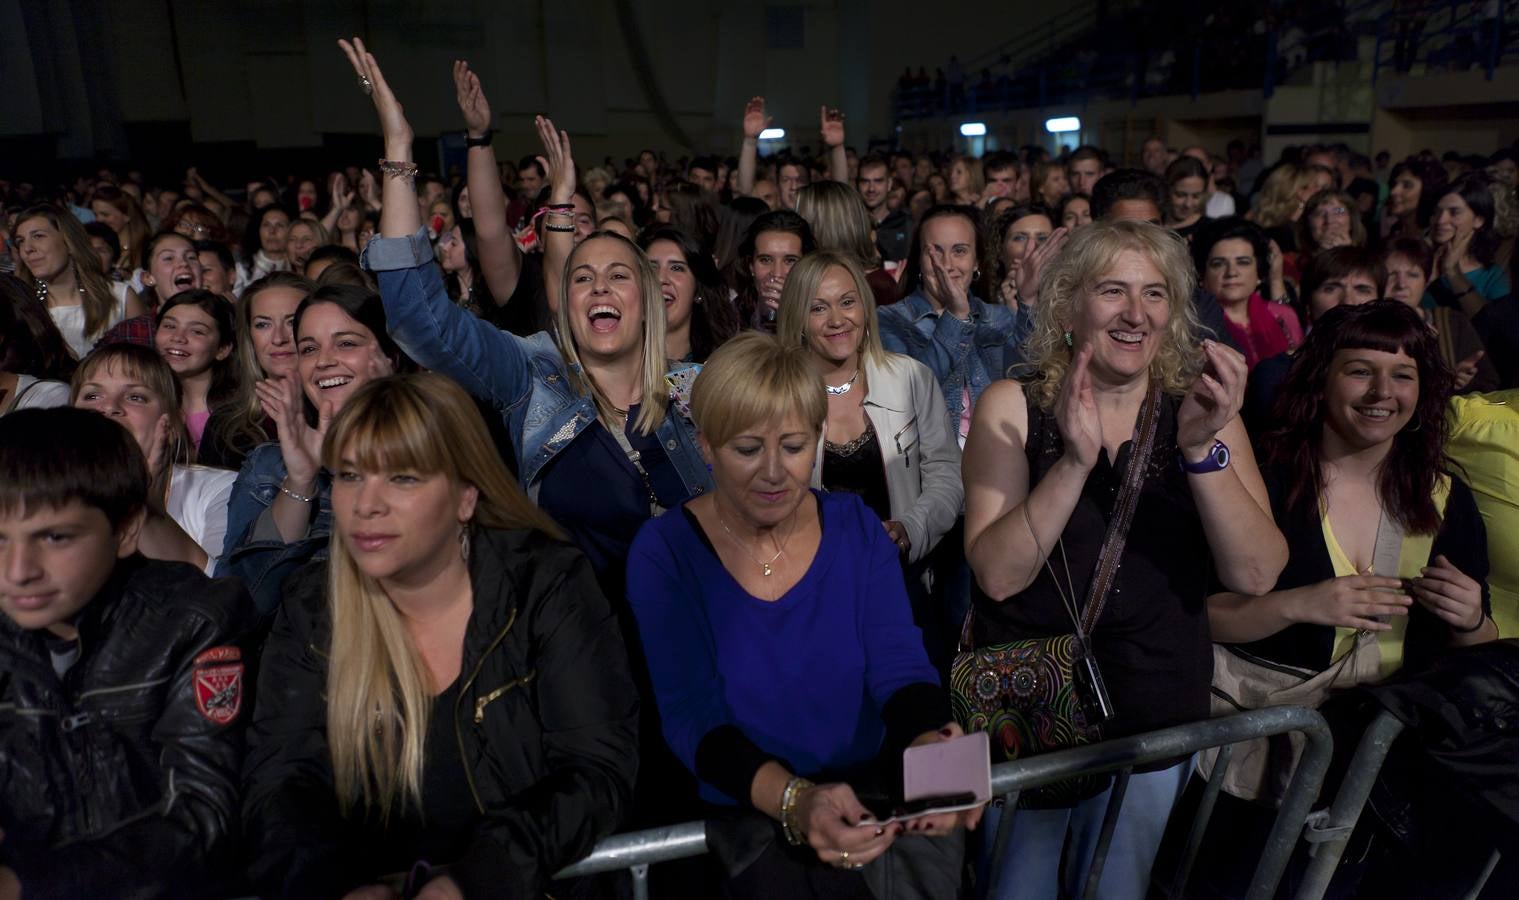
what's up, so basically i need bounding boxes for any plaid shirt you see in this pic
[92,314,156,354]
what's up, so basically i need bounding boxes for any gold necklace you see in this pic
[715,502,791,577]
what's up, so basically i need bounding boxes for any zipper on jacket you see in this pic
[473,670,536,724]
[454,607,519,814]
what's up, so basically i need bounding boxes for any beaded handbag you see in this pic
[950,384,1162,808]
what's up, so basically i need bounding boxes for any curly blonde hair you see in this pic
[1023,220,1204,408]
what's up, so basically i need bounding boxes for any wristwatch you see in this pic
[464,130,495,148]
[1180,439,1230,474]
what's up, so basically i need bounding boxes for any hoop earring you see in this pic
[459,525,472,563]
[1403,416,1421,433]
[972,268,981,281]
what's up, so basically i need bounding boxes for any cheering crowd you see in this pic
[1,34,1516,900]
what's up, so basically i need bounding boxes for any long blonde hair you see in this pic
[795,182,880,268]
[220,272,314,457]
[554,232,670,435]
[322,373,563,819]
[1023,220,1204,408]
[776,250,890,371]
[15,205,118,342]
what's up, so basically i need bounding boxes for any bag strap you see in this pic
[606,421,668,518]
[1077,382,1163,636]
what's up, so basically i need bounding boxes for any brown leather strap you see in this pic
[1078,382,1163,636]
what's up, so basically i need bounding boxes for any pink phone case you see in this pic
[860,731,992,825]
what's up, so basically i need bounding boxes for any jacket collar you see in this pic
[459,525,526,676]
[862,355,910,413]
[898,288,990,324]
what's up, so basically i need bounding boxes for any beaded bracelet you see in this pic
[279,480,315,503]
[544,223,576,233]
[544,203,575,212]
[377,158,419,183]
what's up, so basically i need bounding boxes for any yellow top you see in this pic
[1323,476,1449,679]
[1446,391,1517,639]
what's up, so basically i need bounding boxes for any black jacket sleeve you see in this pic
[9,579,255,900]
[240,589,358,898]
[448,555,639,898]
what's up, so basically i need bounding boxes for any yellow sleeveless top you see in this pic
[1322,476,1450,679]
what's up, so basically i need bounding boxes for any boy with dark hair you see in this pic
[0,407,253,899]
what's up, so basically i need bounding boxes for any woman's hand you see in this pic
[902,723,986,836]
[742,96,772,141]
[1453,349,1485,391]
[820,106,846,148]
[256,376,331,488]
[453,60,492,138]
[1411,554,1485,633]
[998,265,1021,306]
[1176,339,1247,460]
[923,250,971,319]
[884,520,911,555]
[340,886,399,900]
[1054,343,1101,472]
[534,115,577,206]
[359,168,381,211]
[794,782,900,870]
[1266,239,1287,300]
[1283,574,1411,631]
[1015,226,1068,307]
[329,173,355,211]
[144,412,174,489]
[338,37,413,154]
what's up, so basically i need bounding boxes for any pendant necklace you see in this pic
[716,504,790,576]
[825,369,860,396]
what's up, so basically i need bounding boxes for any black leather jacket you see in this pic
[243,525,639,899]
[0,556,255,899]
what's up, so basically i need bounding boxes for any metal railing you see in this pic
[553,706,1336,900]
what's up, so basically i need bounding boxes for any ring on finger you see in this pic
[837,849,849,866]
[359,76,374,95]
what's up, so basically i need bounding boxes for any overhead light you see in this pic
[1045,116,1081,134]
[959,122,988,137]
[758,128,786,140]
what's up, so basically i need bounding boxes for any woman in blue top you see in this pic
[1425,173,1510,314]
[339,40,712,600]
[627,333,982,900]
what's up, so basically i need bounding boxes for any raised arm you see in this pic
[535,115,577,317]
[454,60,522,301]
[1176,340,1287,594]
[338,38,535,415]
[737,97,769,196]
[963,355,1099,601]
[317,173,352,235]
[821,106,848,184]
[185,167,237,219]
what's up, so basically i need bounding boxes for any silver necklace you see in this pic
[825,368,860,396]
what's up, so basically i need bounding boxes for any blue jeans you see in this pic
[979,759,1193,900]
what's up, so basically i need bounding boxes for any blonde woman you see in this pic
[13,204,145,358]
[949,155,985,206]
[795,181,899,305]
[962,220,1284,899]
[244,373,637,899]
[341,39,712,601]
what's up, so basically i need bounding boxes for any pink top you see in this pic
[186,410,211,450]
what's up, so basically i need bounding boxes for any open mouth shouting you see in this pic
[588,304,623,334]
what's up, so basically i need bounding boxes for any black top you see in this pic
[374,678,477,868]
[1230,465,1491,673]
[822,422,892,524]
[483,253,552,338]
[971,393,1216,738]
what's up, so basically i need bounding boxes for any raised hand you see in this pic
[1286,574,1411,631]
[534,115,577,206]
[337,37,412,152]
[453,60,492,138]
[1411,554,1485,632]
[743,97,772,140]
[1176,339,1247,459]
[1055,343,1102,472]
[256,376,330,489]
[1453,349,1485,391]
[924,249,971,319]
[358,168,381,210]
[1016,226,1068,307]
[820,106,846,148]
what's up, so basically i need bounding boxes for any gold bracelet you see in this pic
[780,776,814,846]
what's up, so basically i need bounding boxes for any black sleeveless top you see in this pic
[971,392,1216,737]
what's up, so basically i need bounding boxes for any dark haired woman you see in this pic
[731,210,817,332]
[1383,237,1498,393]
[437,220,494,318]
[1193,300,1494,897]
[0,274,75,415]
[1193,217,1303,372]
[1164,155,1210,239]
[639,226,739,363]
[1427,173,1511,314]
[1382,156,1446,243]
[238,205,293,291]
[216,284,413,612]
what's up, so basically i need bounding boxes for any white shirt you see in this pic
[48,283,132,359]
[168,465,238,575]
[5,376,71,414]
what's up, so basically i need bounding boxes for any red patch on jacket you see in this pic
[193,646,243,725]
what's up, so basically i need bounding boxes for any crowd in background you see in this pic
[0,33,1517,900]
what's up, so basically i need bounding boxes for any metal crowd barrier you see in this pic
[554,706,1335,900]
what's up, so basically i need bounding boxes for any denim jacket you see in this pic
[215,442,332,615]
[876,289,1033,422]
[363,228,713,500]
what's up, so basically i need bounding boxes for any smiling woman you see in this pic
[215,283,413,613]
[153,290,237,450]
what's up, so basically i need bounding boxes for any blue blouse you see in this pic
[625,491,940,805]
